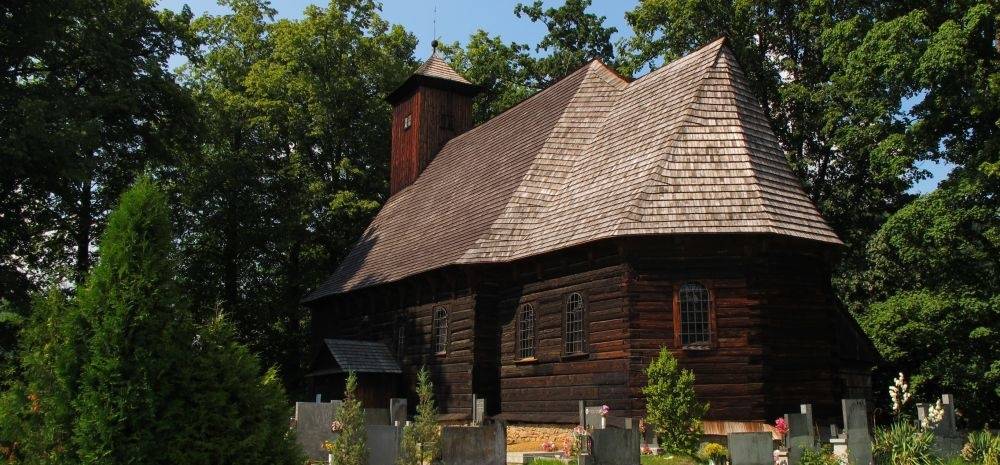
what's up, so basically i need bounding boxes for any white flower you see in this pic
[922,400,944,429]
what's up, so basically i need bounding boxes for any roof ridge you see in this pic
[615,40,726,232]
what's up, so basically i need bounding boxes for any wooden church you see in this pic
[303,38,876,425]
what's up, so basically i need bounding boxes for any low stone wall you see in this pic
[507,424,574,451]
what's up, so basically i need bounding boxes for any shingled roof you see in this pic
[304,38,840,302]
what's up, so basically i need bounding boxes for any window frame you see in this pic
[432,306,449,355]
[672,281,717,350]
[563,292,587,356]
[516,303,537,361]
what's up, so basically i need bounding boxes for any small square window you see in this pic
[403,114,412,130]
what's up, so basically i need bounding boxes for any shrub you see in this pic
[328,371,367,465]
[962,430,1000,465]
[799,446,841,465]
[398,366,440,465]
[697,442,728,464]
[642,348,709,456]
[872,422,939,465]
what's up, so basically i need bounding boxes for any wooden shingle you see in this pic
[303,38,840,301]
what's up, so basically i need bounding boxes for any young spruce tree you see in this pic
[14,176,305,465]
[329,371,367,465]
[398,366,440,465]
[642,347,708,455]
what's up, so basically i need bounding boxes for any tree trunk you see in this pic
[74,176,93,284]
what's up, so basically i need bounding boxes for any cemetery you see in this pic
[296,361,999,465]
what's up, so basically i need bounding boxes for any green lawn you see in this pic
[640,455,699,465]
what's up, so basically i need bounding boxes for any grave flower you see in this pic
[774,417,789,436]
[889,372,912,415]
[541,440,555,452]
[330,420,343,433]
[641,445,653,455]
[600,405,610,417]
[573,425,588,436]
[638,418,647,434]
[920,399,944,429]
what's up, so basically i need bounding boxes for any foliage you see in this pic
[642,348,708,456]
[799,446,842,465]
[438,31,537,123]
[71,176,188,464]
[640,455,699,465]
[327,371,367,465]
[0,178,301,465]
[0,0,197,291]
[514,0,618,81]
[0,289,83,465]
[697,443,728,464]
[175,0,417,393]
[962,430,1000,465]
[398,366,440,465]
[872,422,939,465]
[163,315,304,465]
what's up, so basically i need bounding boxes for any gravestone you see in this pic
[591,426,640,465]
[784,413,814,465]
[578,401,586,427]
[584,407,607,429]
[728,432,773,465]
[389,398,407,425]
[365,408,390,425]
[293,400,342,461]
[472,396,486,426]
[366,425,403,465]
[841,399,872,465]
[940,394,957,434]
[917,395,963,457]
[441,421,506,465]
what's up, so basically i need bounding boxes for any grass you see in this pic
[640,454,700,465]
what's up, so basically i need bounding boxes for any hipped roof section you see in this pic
[304,38,840,302]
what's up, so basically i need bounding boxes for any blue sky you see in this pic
[159,0,952,193]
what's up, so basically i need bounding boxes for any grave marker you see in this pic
[389,398,407,425]
[585,406,607,429]
[293,400,341,461]
[441,421,506,465]
[841,399,872,465]
[591,427,640,465]
[728,432,773,465]
[366,425,403,465]
[784,413,814,465]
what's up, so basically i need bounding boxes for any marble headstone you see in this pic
[585,407,607,429]
[293,400,342,461]
[366,425,403,465]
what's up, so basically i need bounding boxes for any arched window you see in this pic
[517,304,535,359]
[564,293,586,354]
[433,307,448,354]
[678,282,712,348]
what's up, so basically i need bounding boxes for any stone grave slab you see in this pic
[389,398,407,425]
[728,432,773,465]
[441,421,506,465]
[584,407,607,429]
[591,427,640,465]
[294,401,341,461]
[366,425,403,465]
[785,413,814,465]
[365,408,390,425]
[841,399,872,465]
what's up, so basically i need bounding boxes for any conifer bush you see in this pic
[398,366,440,465]
[328,371,367,465]
[642,347,708,456]
[0,177,303,465]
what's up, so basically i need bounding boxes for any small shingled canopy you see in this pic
[308,339,402,377]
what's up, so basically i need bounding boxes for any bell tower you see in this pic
[386,44,480,195]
